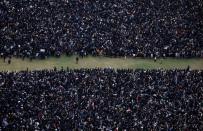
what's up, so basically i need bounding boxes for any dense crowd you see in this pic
[0,69,203,130]
[0,0,203,58]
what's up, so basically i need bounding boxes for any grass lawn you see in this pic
[0,55,202,71]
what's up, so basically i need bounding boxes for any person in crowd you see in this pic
[154,56,157,62]
[0,69,202,130]
[76,56,79,64]
[0,0,202,59]
[7,58,11,64]
[3,56,6,63]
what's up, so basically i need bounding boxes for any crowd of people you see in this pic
[0,68,203,130]
[1,0,203,58]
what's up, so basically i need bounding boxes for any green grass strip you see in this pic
[0,55,202,71]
